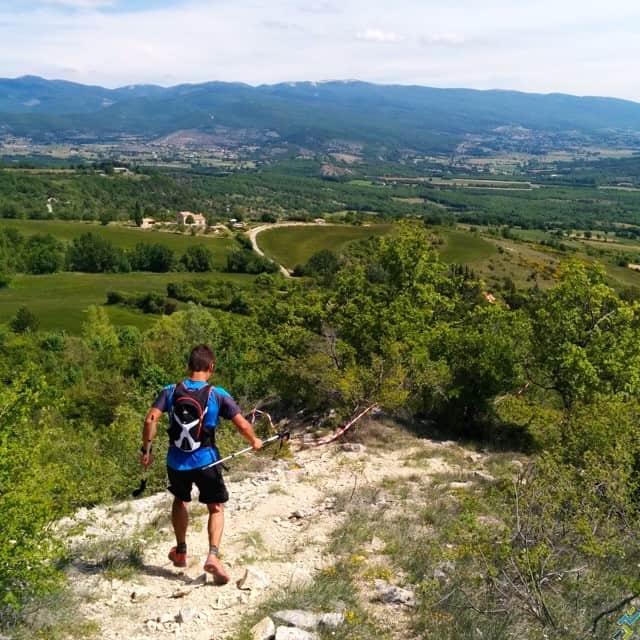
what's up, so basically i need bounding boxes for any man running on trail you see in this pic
[140,344,262,584]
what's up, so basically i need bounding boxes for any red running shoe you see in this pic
[204,554,230,585]
[168,546,187,568]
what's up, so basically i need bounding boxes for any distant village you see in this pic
[139,210,327,231]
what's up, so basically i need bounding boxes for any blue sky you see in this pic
[2,0,640,101]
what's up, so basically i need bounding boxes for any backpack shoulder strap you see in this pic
[210,386,224,407]
[167,383,179,413]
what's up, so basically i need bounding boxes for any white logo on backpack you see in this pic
[171,407,208,451]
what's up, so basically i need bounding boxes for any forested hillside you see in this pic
[3,77,640,151]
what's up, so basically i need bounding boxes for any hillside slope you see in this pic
[54,422,497,640]
[2,77,640,151]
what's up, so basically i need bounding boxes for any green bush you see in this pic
[226,248,279,274]
[10,306,39,333]
[180,245,214,272]
[66,233,130,273]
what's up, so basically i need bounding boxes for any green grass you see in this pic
[347,179,379,188]
[0,271,255,333]
[603,262,640,288]
[235,561,388,640]
[510,229,556,242]
[256,224,393,269]
[0,219,234,265]
[437,229,498,263]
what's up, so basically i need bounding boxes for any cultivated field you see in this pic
[256,224,393,269]
[438,229,498,262]
[0,271,254,333]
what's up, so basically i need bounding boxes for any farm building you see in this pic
[177,211,207,227]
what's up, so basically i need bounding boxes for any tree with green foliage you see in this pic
[129,242,176,272]
[22,233,65,274]
[528,260,640,410]
[0,370,65,626]
[0,228,24,275]
[226,249,278,274]
[66,232,130,273]
[181,245,215,272]
[133,201,143,227]
[0,202,20,219]
[295,249,340,283]
[10,306,39,333]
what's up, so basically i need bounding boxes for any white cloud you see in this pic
[356,28,403,43]
[39,0,114,8]
[298,1,337,14]
[419,32,465,46]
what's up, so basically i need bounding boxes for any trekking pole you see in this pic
[132,469,148,498]
[132,444,152,498]
[202,431,290,470]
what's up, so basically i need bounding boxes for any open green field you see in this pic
[0,219,234,266]
[602,263,640,288]
[461,234,640,292]
[257,224,393,269]
[347,179,378,187]
[438,229,499,263]
[0,271,255,333]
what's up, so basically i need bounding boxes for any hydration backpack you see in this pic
[168,383,219,452]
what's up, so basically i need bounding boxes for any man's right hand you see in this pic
[251,438,263,451]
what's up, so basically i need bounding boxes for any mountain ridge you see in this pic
[2,76,640,153]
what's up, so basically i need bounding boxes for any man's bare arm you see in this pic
[231,413,263,450]
[141,407,162,467]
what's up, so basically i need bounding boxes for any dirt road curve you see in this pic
[247,222,326,278]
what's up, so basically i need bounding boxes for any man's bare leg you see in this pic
[207,502,224,548]
[172,498,189,545]
[204,503,229,584]
[168,498,189,567]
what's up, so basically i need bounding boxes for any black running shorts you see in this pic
[167,464,229,504]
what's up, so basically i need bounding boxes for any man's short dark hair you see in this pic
[188,344,215,372]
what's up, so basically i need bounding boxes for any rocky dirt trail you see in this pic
[58,426,485,640]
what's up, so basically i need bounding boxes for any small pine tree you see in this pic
[133,201,143,227]
[10,306,39,333]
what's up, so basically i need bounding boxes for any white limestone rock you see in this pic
[237,567,271,590]
[376,585,416,607]
[342,443,366,453]
[273,610,318,629]
[177,607,197,624]
[473,470,496,482]
[251,616,276,640]
[275,627,319,640]
[318,612,344,628]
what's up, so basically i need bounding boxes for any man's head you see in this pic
[188,344,215,374]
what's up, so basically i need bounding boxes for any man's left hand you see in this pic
[141,451,154,468]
